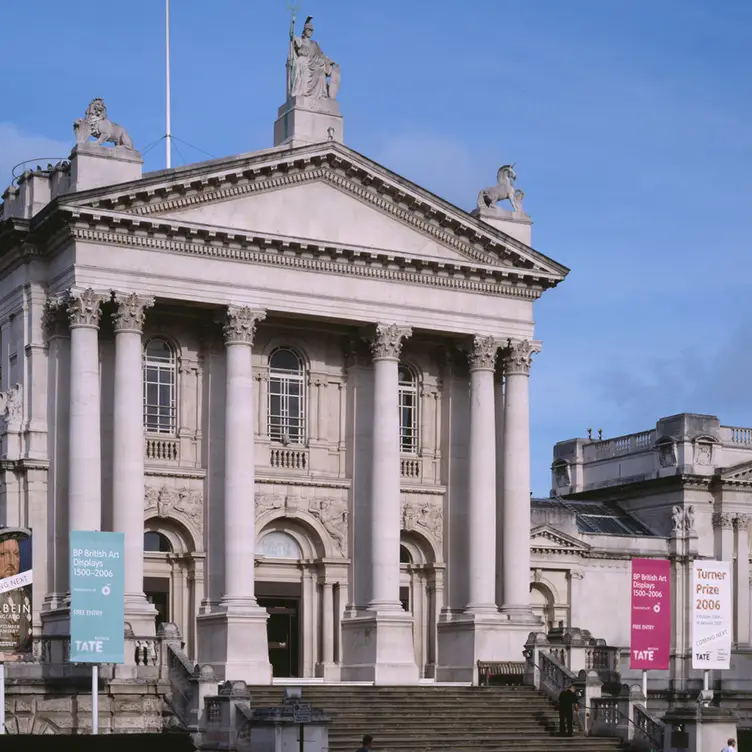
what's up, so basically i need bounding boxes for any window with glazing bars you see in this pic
[143,338,177,434]
[398,363,418,454]
[268,348,306,444]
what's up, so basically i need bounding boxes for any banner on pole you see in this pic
[691,560,732,670]
[70,531,125,664]
[0,527,32,662]
[630,557,671,670]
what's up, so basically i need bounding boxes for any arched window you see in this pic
[268,348,306,445]
[144,531,172,553]
[143,338,177,434]
[398,363,418,455]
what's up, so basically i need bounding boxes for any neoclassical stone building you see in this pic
[532,412,752,696]
[0,30,568,684]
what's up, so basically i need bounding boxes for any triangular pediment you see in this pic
[720,460,752,484]
[530,524,590,553]
[62,142,568,280]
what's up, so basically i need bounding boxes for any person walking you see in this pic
[721,739,736,752]
[558,685,579,737]
[357,735,374,752]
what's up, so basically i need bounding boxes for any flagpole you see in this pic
[165,0,172,169]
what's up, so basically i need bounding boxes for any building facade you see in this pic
[0,45,568,683]
[535,412,752,695]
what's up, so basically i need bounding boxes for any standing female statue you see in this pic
[288,16,340,100]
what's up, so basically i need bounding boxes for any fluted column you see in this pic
[112,293,156,629]
[465,335,499,613]
[66,289,105,532]
[220,306,266,608]
[367,323,412,611]
[500,339,540,621]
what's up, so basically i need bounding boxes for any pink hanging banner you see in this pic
[630,558,671,670]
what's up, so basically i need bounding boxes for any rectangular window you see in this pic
[268,375,305,444]
[399,387,418,454]
[144,363,176,434]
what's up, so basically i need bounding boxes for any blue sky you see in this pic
[2,1,751,495]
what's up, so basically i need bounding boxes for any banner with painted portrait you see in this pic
[0,527,32,660]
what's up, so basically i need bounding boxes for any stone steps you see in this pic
[247,685,623,752]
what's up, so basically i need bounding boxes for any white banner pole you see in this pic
[641,669,648,709]
[0,662,5,734]
[703,669,710,692]
[92,664,99,735]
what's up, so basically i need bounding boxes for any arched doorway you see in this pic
[531,581,556,633]
[400,531,443,678]
[143,519,203,657]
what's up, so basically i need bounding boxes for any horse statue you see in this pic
[477,164,525,213]
[73,98,134,150]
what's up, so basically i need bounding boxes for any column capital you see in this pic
[111,292,155,333]
[223,306,266,346]
[53,288,107,330]
[501,338,541,376]
[365,323,412,361]
[466,335,499,372]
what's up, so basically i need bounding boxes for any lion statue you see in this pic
[73,98,134,150]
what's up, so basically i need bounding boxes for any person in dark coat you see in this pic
[558,685,579,737]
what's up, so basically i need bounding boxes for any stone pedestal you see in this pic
[471,206,532,246]
[69,142,143,192]
[435,616,530,683]
[273,97,343,148]
[340,612,418,684]
[662,706,737,752]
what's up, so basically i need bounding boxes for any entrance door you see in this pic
[144,576,170,631]
[258,597,300,678]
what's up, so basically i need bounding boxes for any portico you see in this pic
[1,16,567,684]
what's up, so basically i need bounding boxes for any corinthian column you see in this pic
[221,306,266,607]
[198,305,271,683]
[500,339,540,622]
[112,292,156,634]
[368,323,412,611]
[465,335,499,614]
[66,289,106,532]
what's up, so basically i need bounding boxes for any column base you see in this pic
[499,605,542,625]
[315,662,341,681]
[124,593,158,637]
[196,602,272,684]
[340,610,419,684]
[435,613,533,684]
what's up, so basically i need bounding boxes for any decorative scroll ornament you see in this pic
[66,288,106,329]
[502,338,540,376]
[368,323,412,361]
[401,499,443,543]
[145,485,203,533]
[111,292,155,333]
[467,335,498,371]
[223,306,266,345]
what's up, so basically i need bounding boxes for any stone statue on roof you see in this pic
[477,164,525,214]
[288,16,340,100]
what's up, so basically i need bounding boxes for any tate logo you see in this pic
[633,649,655,661]
[696,653,710,661]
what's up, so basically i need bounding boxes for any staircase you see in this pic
[248,685,624,752]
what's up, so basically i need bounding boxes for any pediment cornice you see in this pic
[719,460,752,486]
[530,524,590,554]
[41,206,556,300]
[59,143,568,280]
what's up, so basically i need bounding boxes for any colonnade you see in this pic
[50,288,539,681]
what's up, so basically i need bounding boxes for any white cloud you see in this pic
[0,123,71,193]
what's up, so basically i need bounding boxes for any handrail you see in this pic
[523,649,663,749]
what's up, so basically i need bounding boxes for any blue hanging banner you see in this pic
[69,531,125,664]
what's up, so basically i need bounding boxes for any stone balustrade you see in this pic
[269,446,308,470]
[400,456,421,478]
[145,435,180,462]
[584,430,655,461]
